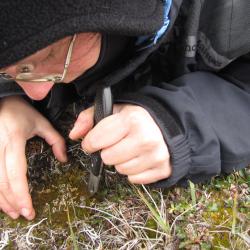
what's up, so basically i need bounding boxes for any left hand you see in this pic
[69,104,172,184]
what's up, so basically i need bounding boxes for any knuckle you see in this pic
[140,136,158,151]
[55,136,64,145]
[0,182,10,192]
[154,149,169,165]
[160,164,172,179]
[126,106,149,124]
[126,110,143,127]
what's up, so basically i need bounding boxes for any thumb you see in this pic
[36,120,67,162]
[69,106,94,140]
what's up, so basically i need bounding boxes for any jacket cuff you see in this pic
[115,93,192,188]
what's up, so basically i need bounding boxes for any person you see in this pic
[0,0,249,221]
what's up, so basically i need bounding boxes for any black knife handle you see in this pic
[91,86,113,176]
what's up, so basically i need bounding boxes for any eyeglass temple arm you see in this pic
[61,34,77,81]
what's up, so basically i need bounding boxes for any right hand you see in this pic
[0,96,67,220]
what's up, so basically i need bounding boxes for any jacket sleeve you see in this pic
[116,70,250,188]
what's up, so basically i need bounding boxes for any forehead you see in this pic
[0,33,98,72]
[1,36,70,71]
[19,37,69,64]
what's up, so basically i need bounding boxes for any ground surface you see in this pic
[0,106,249,250]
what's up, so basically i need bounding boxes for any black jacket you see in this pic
[0,0,250,187]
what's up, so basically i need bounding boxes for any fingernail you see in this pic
[21,208,31,218]
[69,127,75,136]
[9,212,19,219]
[70,123,79,133]
[71,121,83,134]
[62,154,68,162]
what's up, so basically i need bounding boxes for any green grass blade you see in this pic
[66,207,79,250]
[135,187,170,234]
[189,181,197,206]
[231,191,238,234]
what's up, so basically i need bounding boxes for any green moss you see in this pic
[31,167,91,229]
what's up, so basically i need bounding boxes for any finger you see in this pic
[0,147,20,214]
[82,113,128,153]
[36,119,67,162]
[69,104,123,141]
[128,166,172,185]
[6,137,35,220]
[115,156,152,176]
[115,150,171,175]
[101,135,140,165]
[0,193,19,219]
[69,107,94,140]
[115,147,170,176]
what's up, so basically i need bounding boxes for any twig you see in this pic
[0,230,12,250]
[26,218,47,246]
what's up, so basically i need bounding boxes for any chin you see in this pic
[24,91,49,100]
[28,94,47,101]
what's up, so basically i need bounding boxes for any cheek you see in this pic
[64,41,101,83]
[38,59,65,74]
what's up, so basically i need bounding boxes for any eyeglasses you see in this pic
[0,34,77,83]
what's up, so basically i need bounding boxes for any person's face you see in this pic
[0,33,101,100]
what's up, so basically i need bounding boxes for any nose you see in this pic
[16,81,54,101]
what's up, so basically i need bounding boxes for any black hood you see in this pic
[0,0,165,69]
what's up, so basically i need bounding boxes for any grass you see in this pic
[0,105,249,249]
[189,181,197,206]
[135,185,170,234]
[66,206,79,250]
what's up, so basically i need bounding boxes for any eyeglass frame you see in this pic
[0,34,77,84]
